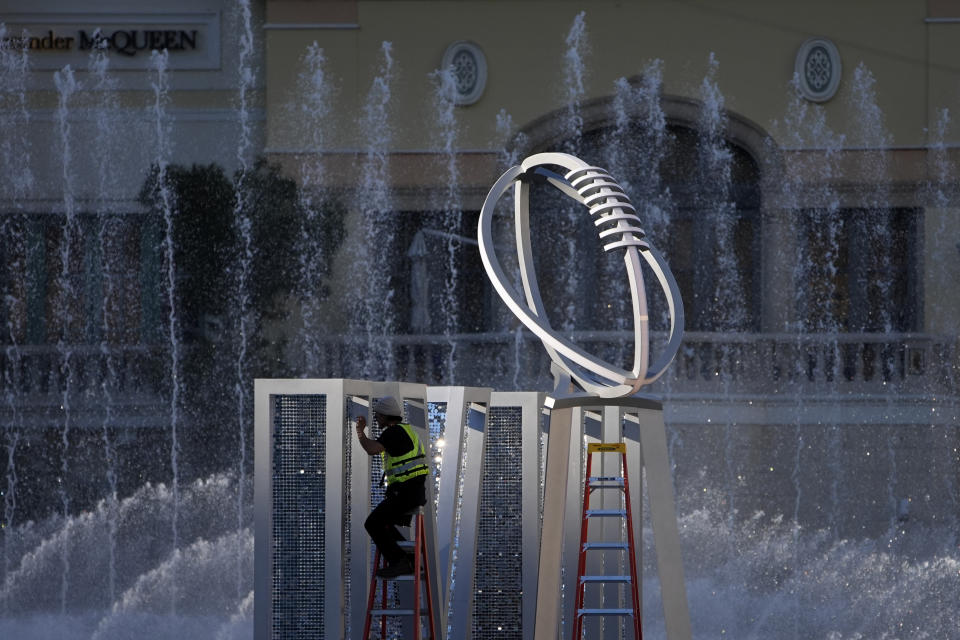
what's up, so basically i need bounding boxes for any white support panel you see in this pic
[428,385,467,616]
[323,384,346,640]
[253,379,272,640]
[344,385,372,640]
[562,408,585,637]
[320,377,374,640]
[396,382,437,638]
[449,395,491,640]
[622,411,644,617]
[426,385,491,639]
[636,406,692,640]
[533,404,574,640]
[401,386,443,639]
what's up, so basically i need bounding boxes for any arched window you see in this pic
[522,120,764,335]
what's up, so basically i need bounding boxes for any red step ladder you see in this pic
[572,442,642,640]
[363,508,436,640]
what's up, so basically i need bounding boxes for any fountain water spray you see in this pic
[53,63,80,615]
[430,66,462,383]
[557,11,589,332]
[494,109,523,170]
[0,25,33,617]
[847,63,904,538]
[617,62,671,240]
[604,63,673,357]
[0,24,34,200]
[1,473,250,614]
[697,54,748,332]
[602,77,641,342]
[926,108,959,543]
[91,528,253,640]
[149,48,181,614]
[214,588,254,640]
[561,12,588,157]
[493,109,529,389]
[89,37,122,607]
[778,72,847,533]
[1,412,19,615]
[231,0,256,602]
[356,41,397,379]
[292,42,333,373]
[695,54,747,529]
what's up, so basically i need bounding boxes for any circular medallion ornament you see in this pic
[478,153,685,398]
[795,38,842,102]
[441,41,487,106]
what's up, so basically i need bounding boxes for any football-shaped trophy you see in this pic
[478,152,685,398]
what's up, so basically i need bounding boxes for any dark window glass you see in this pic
[525,123,763,333]
[797,207,921,333]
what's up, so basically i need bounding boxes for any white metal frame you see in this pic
[255,380,689,640]
[256,382,551,640]
[535,394,692,640]
[426,385,491,640]
[254,379,441,640]
[477,152,691,639]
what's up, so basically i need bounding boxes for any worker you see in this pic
[355,396,429,577]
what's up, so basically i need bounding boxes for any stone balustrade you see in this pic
[0,344,171,429]
[2,332,956,429]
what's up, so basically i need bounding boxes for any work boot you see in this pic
[377,557,413,578]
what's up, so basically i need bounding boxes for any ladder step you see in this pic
[585,509,627,517]
[387,574,419,581]
[587,443,626,453]
[369,609,429,616]
[578,608,634,616]
[580,575,632,583]
[364,511,436,640]
[583,542,629,550]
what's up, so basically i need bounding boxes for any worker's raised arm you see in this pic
[355,415,385,455]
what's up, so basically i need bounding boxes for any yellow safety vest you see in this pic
[381,423,429,485]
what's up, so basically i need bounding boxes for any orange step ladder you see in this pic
[572,442,642,640]
[363,508,436,640]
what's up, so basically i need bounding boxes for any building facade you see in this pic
[1,0,959,530]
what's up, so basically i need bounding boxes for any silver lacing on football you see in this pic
[566,166,649,253]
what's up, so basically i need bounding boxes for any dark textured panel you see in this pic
[272,395,326,640]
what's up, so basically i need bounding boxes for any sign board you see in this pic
[1,13,220,70]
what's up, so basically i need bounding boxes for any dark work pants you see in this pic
[365,478,427,565]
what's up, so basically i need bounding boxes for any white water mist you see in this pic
[231,0,256,603]
[430,66,462,383]
[89,39,122,608]
[53,63,79,615]
[292,42,334,373]
[356,41,398,379]
[149,49,181,615]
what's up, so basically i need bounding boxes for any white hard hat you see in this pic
[372,396,403,418]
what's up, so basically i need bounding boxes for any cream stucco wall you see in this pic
[265,0,960,155]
